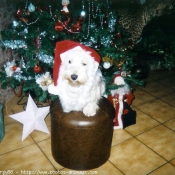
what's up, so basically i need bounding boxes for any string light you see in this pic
[23,18,39,26]
[24,0,28,11]
[57,20,80,34]
[92,2,101,18]
[83,0,91,39]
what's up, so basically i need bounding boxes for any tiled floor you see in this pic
[1,70,175,175]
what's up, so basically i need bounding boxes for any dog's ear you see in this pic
[94,62,99,72]
[60,52,67,62]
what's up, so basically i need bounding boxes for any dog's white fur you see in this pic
[48,48,105,116]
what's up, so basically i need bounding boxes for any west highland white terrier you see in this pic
[48,40,105,117]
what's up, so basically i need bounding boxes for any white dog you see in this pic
[48,40,105,117]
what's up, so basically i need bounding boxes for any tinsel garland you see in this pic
[36,52,54,64]
[2,40,27,49]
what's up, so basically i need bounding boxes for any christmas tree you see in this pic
[0,0,145,103]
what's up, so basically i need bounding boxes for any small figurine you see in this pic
[108,74,136,129]
[61,0,70,13]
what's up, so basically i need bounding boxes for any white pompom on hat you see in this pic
[113,74,125,86]
[53,40,101,86]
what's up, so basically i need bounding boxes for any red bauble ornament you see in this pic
[34,65,42,73]
[12,65,17,72]
[55,12,71,32]
[71,21,81,32]
[62,13,71,26]
[55,21,64,31]
[17,9,23,16]
[116,33,121,38]
[17,9,29,23]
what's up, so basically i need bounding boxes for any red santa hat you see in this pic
[53,40,101,86]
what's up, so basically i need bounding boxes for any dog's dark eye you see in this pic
[69,60,71,64]
[82,63,86,66]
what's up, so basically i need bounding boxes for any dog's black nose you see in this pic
[71,74,78,80]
